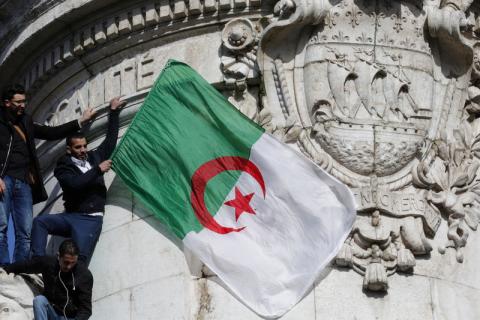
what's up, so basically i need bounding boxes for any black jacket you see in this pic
[54,110,119,213]
[0,109,81,204]
[4,256,93,320]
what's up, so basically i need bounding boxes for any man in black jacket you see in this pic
[0,84,95,265]
[3,239,93,320]
[30,97,125,264]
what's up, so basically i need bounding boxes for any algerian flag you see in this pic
[112,60,356,318]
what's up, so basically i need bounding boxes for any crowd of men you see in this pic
[0,84,126,320]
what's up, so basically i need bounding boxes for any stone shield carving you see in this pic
[299,3,432,183]
[257,0,478,291]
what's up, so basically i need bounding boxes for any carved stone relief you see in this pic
[0,0,265,95]
[37,48,179,130]
[220,18,262,121]
[1,2,480,317]
[0,271,42,320]
[257,0,480,291]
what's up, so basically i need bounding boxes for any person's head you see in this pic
[2,84,27,117]
[66,133,88,160]
[57,239,79,272]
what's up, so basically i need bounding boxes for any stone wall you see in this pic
[1,0,480,319]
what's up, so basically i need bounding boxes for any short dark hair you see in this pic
[66,132,87,146]
[2,84,26,102]
[58,239,80,257]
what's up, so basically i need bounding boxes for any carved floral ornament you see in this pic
[252,0,480,291]
[220,18,261,90]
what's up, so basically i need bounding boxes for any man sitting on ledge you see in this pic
[3,239,93,320]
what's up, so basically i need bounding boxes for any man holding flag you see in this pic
[30,97,125,265]
[112,60,356,318]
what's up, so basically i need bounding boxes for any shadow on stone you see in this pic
[108,175,183,251]
[362,287,388,298]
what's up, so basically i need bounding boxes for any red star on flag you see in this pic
[224,187,256,221]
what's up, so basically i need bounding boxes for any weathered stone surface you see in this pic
[130,274,194,320]
[92,289,131,320]
[1,0,480,319]
[198,276,316,320]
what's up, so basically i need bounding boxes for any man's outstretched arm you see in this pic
[96,97,125,160]
[33,108,97,140]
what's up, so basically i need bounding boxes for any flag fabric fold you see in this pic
[112,60,356,318]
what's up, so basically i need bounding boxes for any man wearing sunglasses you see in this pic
[0,84,96,265]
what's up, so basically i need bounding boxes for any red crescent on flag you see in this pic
[190,156,266,234]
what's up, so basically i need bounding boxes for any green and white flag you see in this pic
[112,60,356,318]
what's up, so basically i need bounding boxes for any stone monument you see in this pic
[0,0,479,318]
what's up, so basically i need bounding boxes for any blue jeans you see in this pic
[0,176,33,265]
[33,295,74,320]
[31,212,103,265]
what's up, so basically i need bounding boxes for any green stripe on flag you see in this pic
[112,60,264,238]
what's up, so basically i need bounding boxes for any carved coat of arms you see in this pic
[236,0,480,291]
